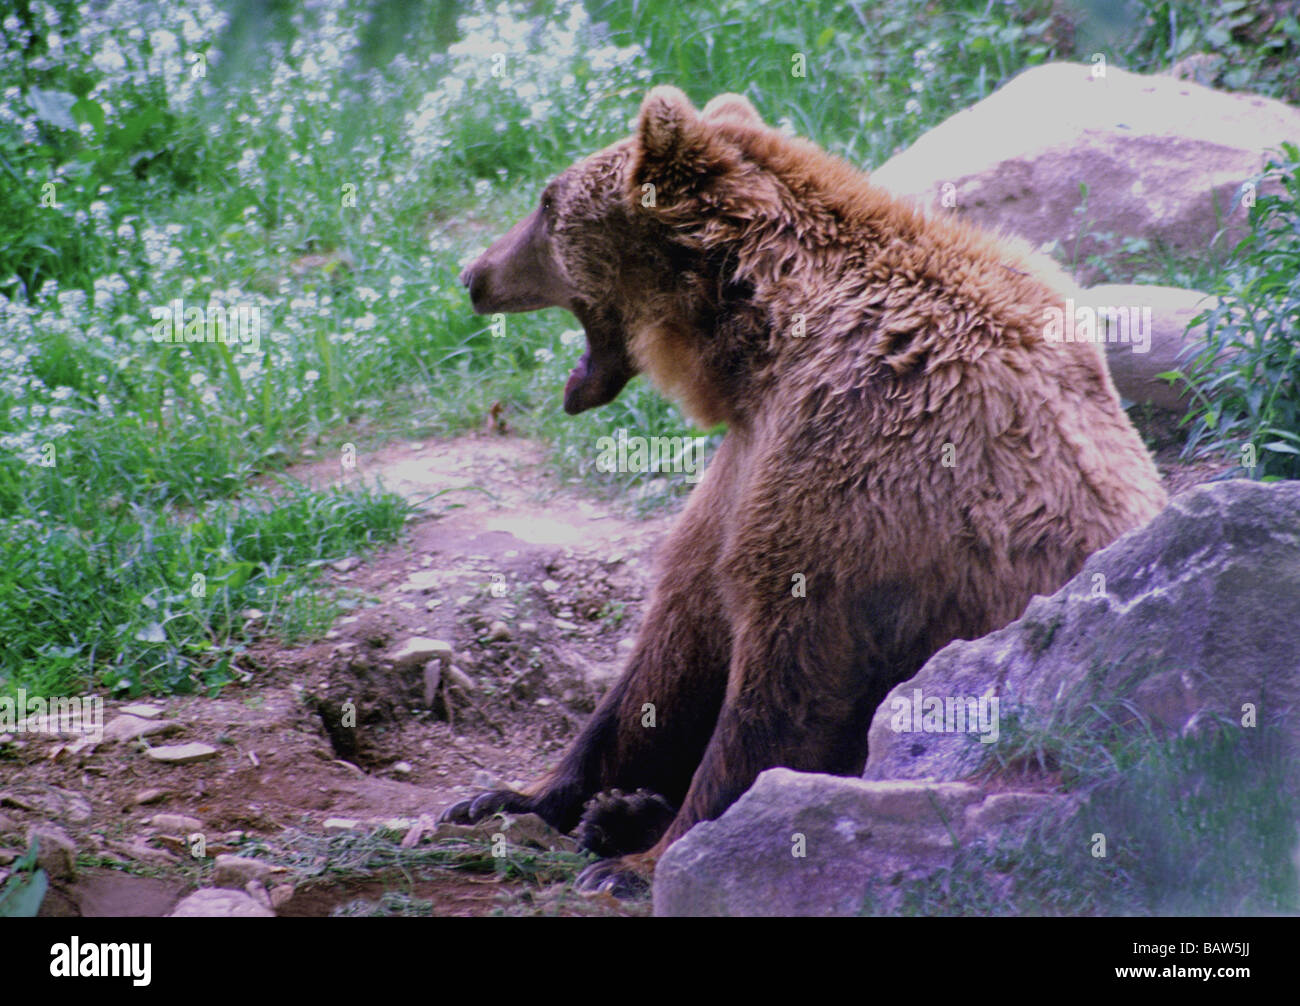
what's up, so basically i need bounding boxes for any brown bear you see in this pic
[448,86,1167,894]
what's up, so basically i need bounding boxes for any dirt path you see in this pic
[6,434,671,917]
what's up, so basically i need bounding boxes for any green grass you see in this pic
[2,478,415,697]
[240,822,614,917]
[3,0,1299,701]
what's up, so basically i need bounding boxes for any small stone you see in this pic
[27,824,76,879]
[103,715,182,743]
[331,556,360,573]
[445,666,476,693]
[154,833,193,856]
[389,637,454,672]
[323,817,360,833]
[119,704,163,719]
[147,742,219,764]
[554,618,579,631]
[113,840,179,866]
[401,570,442,593]
[148,813,202,834]
[127,788,168,809]
[487,621,511,642]
[392,761,413,776]
[541,579,561,593]
[618,637,636,651]
[213,854,278,888]
[519,621,537,634]
[169,888,275,918]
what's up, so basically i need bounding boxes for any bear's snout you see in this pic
[460,262,491,314]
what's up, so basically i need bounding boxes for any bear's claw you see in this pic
[438,788,533,825]
[575,856,652,899]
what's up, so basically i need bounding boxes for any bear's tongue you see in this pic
[564,351,591,405]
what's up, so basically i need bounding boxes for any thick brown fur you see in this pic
[450,87,1167,893]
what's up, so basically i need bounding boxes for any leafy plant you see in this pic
[1171,142,1300,480]
[0,841,49,918]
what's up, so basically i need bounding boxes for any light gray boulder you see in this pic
[653,769,1063,916]
[873,62,1300,285]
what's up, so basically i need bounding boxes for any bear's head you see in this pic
[459,86,777,419]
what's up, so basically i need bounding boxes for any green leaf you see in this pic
[1204,25,1231,49]
[0,869,48,917]
[214,561,257,590]
[71,97,105,135]
[0,842,49,918]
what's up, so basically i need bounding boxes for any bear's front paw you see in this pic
[577,788,676,857]
[438,788,533,825]
[574,854,653,899]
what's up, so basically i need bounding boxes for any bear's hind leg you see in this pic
[439,438,741,841]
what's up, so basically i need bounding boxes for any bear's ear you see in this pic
[631,86,744,215]
[637,85,702,161]
[700,93,763,127]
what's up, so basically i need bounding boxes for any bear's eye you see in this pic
[541,194,553,215]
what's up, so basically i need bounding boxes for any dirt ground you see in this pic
[2,415,1226,917]
[6,434,669,917]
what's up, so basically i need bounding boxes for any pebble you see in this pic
[148,813,203,834]
[147,742,219,765]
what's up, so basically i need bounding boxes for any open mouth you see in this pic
[562,351,592,415]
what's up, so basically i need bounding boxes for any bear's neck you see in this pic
[627,303,769,430]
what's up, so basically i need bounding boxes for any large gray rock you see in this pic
[865,479,1300,782]
[873,62,1300,285]
[653,770,1060,916]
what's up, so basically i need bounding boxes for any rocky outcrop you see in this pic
[865,480,1300,782]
